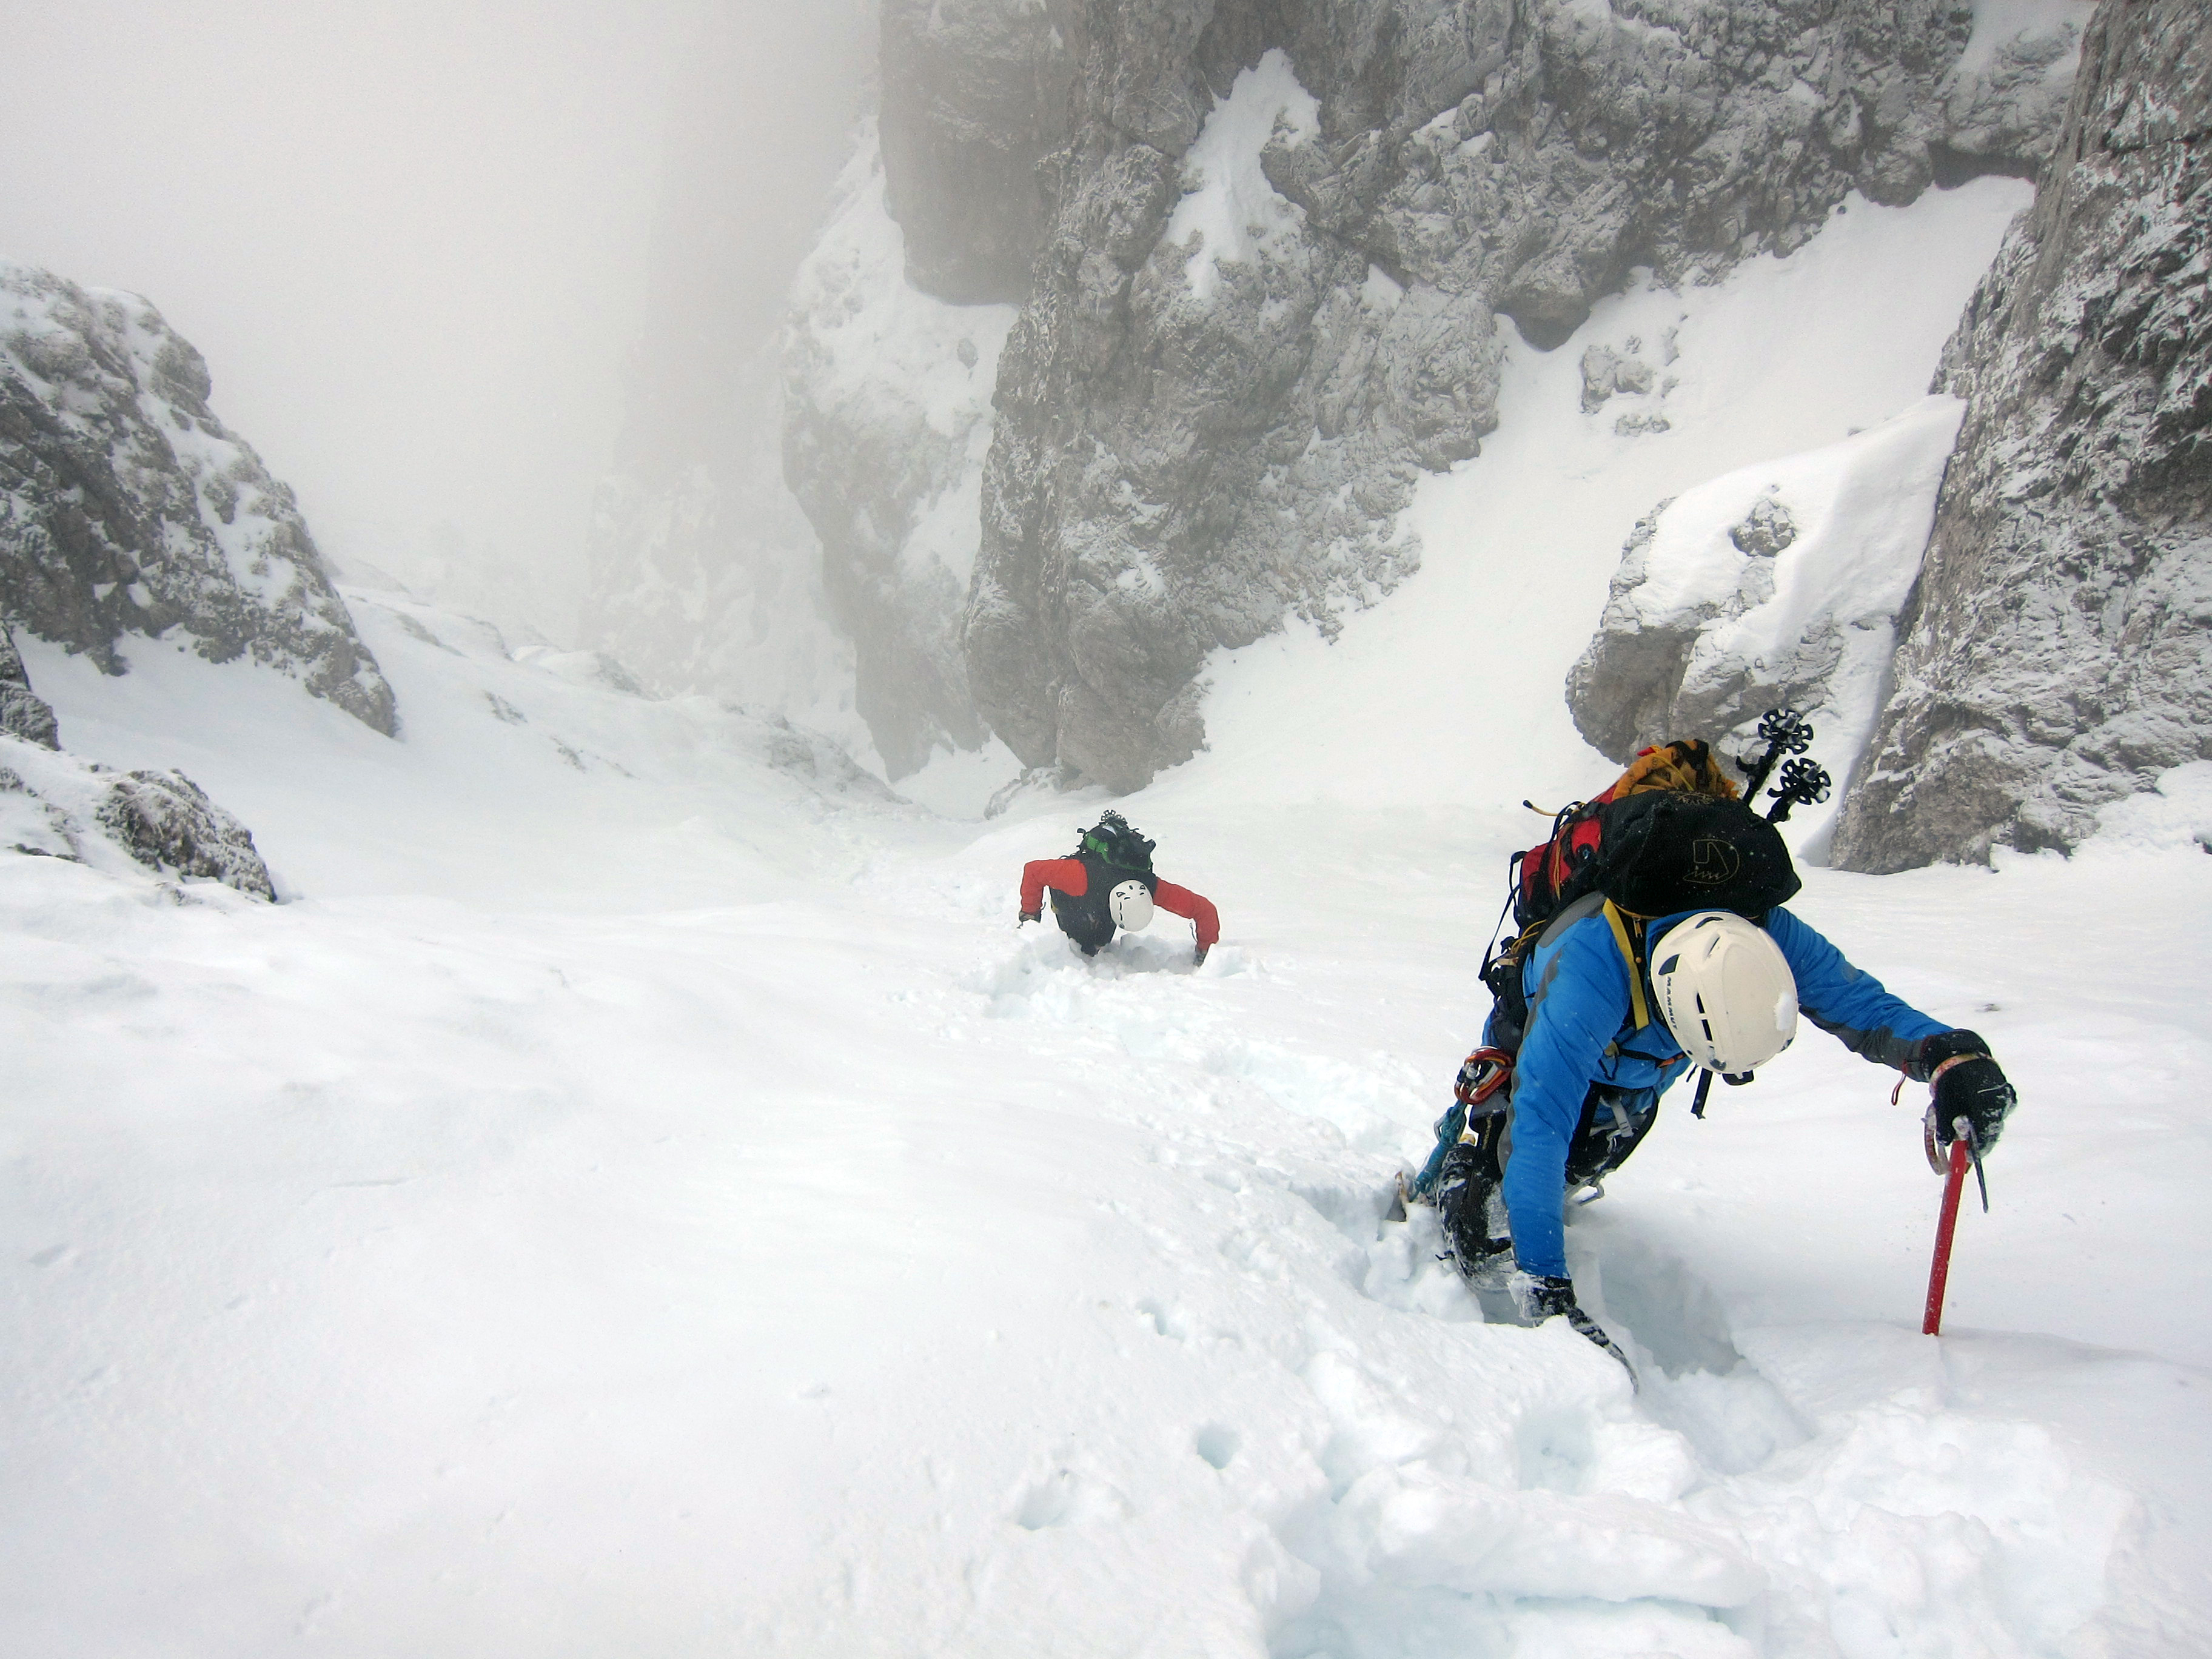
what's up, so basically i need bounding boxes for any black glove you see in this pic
[1513,1273,1633,1376]
[1018,909,1041,927]
[1922,1028,2014,1151]
[1193,943,1209,967]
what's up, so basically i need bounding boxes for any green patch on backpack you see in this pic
[1079,810,1155,872]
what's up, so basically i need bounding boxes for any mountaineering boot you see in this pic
[1435,1140,1512,1286]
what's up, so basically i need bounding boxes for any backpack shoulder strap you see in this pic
[1601,899,1652,1035]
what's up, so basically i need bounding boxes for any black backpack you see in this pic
[1078,811,1155,874]
[1479,714,1828,1060]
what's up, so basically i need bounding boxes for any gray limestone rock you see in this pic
[1581,343,1655,413]
[1832,0,2211,870]
[879,0,1083,303]
[1731,494,1798,557]
[0,625,59,749]
[94,769,277,900]
[962,0,2086,791]
[1566,502,1692,762]
[0,263,395,734]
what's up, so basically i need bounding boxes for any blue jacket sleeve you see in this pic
[1766,907,1950,1075]
[1501,917,1633,1279]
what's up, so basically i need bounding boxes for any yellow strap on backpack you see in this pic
[1602,900,1652,1033]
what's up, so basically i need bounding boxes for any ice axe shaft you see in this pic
[1922,1134,1972,1336]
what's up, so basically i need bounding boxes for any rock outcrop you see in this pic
[90,769,278,900]
[957,0,2093,790]
[1832,0,2210,870]
[1566,397,1965,841]
[879,0,1081,304]
[0,624,59,750]
[0,263,395,734]
[0,636,275,899]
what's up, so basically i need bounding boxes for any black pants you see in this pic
[1418,1083,1661,1262]
[1050,893,1116,954]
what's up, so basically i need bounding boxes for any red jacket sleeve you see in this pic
[1152,880,1219,948]
[1021,858,1087,913]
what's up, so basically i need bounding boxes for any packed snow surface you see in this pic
[4,183,2209,1657]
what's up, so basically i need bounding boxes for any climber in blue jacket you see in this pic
[1416,885,2017,1370]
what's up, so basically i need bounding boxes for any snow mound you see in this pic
[2079,760,2212,860]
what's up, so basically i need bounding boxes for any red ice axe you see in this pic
[1921,1112,1986,1336]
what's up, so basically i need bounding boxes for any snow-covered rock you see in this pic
[782,130,1016,779]
[0,617,275,897]
[1567,397,1966,845]
[962,0,2096,791]
[0,261,395,735]
[0,623,58,749]
[1832,0,2212,870]
[0,737,274,902]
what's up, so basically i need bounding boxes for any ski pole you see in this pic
[1922,1120,1974,1336]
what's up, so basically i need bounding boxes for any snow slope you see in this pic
[3,180,2209,1657]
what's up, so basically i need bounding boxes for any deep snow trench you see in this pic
[3,181,2208,1657]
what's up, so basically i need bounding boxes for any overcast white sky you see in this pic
[0,1,870,640]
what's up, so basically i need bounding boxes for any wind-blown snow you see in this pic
[1,174,2207,1657]
[1957,0,2095,78]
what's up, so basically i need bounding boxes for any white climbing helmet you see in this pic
[1649,910,1798,1073]
[1108,879,1155,931]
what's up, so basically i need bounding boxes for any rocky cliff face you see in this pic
[951,0,2087,789]
[0,622,59,751]
[1831,0,2210,870]
[782,133,1019,777]
[879,0,1081,304]
[0,263,395,734]
[766,2,1083,780]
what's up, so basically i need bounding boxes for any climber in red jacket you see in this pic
[1019,810,1220,965]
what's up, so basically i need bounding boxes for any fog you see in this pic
[0,0,871,643]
